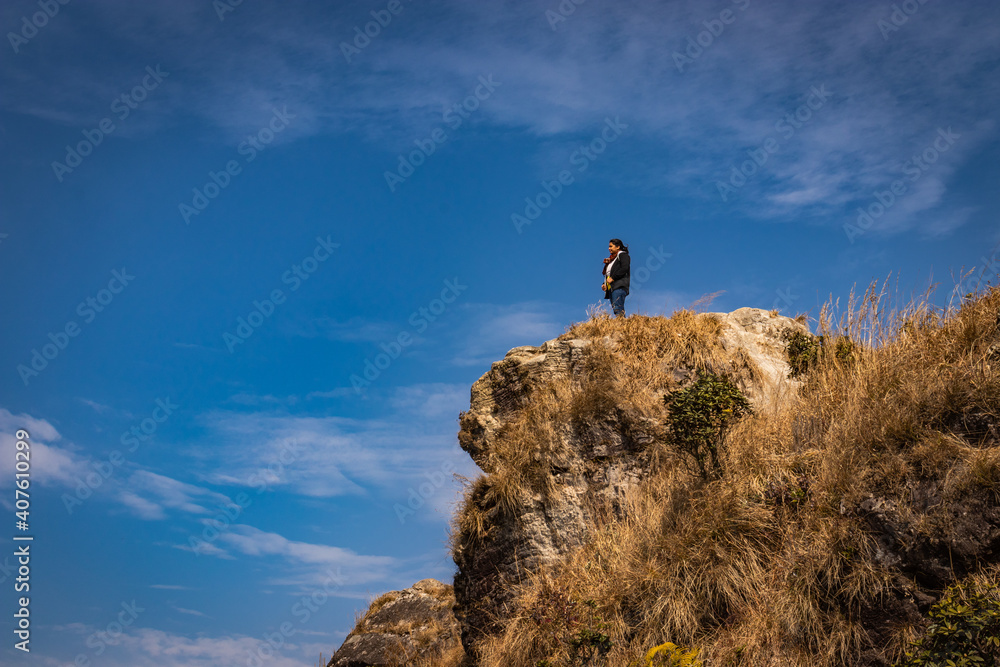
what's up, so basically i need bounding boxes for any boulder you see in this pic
[328,579,464,667]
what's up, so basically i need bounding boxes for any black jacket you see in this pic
[604,250,630,298]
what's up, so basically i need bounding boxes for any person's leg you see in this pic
[611,288,626,317]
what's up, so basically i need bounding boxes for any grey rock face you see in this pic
[328,579,464,667]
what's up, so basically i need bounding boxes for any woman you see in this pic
[602,238,630,317]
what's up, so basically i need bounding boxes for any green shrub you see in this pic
[783,330,857,378]
[663,372,751,479]
[897,578,1000,666]
[569,627,613,665]
[784,330,822,378]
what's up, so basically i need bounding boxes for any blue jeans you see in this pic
[610,288,627,317]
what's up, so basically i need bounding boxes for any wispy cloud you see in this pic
[445,301,569,367]
[188,384,477,498]
[0,408,92,494]
[4,1,995,236]
[45,626,314,667]
[294,316,402,344]
[115,470,234,520]
[226,392,300,407]
[76,398,115,415]
[171,606,207,617]
[388,383,468,419]
[217,525,394,580]
[305,388,357,401]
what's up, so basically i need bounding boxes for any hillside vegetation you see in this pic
[453,285,1000,666]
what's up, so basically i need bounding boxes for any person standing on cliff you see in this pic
[602,238,630,317]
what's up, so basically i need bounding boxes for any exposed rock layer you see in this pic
[453,309,808,654]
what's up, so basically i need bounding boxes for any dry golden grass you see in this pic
[350,590,401,635]
[337,589,466,667]
[455,285,1000,666]
[411,642,466,667]
[453,309,756,543]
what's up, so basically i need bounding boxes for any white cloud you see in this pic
[296,316,401,343]
[226,392,300,407]
[118,470,234,518]
[49,626,317,667]
[3,1,995,237]
[218,525,394,578]
[171,606,207,617]
[173,538,233,560]
[188,393,477,499]
[388,383,468,419]
[117,490,170,521]
[305,388,356,401]
[76,398,115,415]
[0,408,91,493]
[445,301,569,367]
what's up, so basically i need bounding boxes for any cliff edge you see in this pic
[328,293,1000,666]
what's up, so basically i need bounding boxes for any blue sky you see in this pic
[0,0,998,664]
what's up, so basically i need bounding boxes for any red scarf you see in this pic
[603,250,620,272]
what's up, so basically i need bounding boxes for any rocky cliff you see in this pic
[328,294,1000,666]
[451,308,808,653]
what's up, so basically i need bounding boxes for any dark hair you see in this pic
[609,238,627,251]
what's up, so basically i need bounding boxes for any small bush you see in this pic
[897,575,1000,667]
[663,372,752,479]
[785,330,822,378]
[784,330,857,378]
[569,626,613,665]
